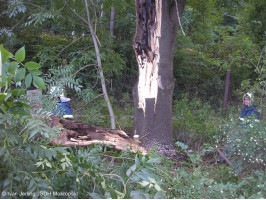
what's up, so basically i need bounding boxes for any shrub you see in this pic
[173,95,223,146]
[215,118,265,174]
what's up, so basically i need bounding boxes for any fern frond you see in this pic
[0,28,15,38]
[8,0,27,18]
[25,11,57,26]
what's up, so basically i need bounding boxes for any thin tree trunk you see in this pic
[109,6,115,90]
[133,0,186,158]
[110,6,115,37]
[84,0,116,129]
[0,51,2,82]
[223,69,230,112]
[100,4,104,25]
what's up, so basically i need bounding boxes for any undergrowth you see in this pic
[1,46,265,199]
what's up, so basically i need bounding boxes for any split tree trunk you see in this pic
[133,0,186,157]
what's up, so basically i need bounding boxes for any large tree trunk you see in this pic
[133,0,186,157]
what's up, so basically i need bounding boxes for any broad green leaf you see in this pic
[2,62,8,75]
[126,164,136,177]
[148,177,156,184]
[45,162,52,168]
[29,128,39,139]
[43,132,49,138]
[141,168,154,179]
[25,62,41,71]
[126,168,131,177]
[0,47,12,63]
[135,154,141,167]
[12,101,31,108]
[28,180,35,190]
[0,94,7,102]
[4,93,12,101]
[12,89,26,97]
[139,181,150,186]
[33,76,45,90]
[136,171,149,181]
[15,68,26,82]
[25,74,32,88]
[88,193,103,199]
[0,47,10,57]
[154,191,164,198]
[30,69,42,75]
[130,191,146,199]
[3,178,11,187]
[147,157,162,164]
[35,161,44,167]
[8,62,18,75]
[15,46,25,62]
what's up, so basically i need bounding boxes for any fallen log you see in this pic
[47,115,147,154]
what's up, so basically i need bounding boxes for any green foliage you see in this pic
[215,119,266,174]
[153,141,266,199]
[237,0,266,45]
[0,46,64,197]
[0,45,45,91]
[7,0,27,18]
[173,95,223,145]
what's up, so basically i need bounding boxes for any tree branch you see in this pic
[74,93,104,113]
[72,64,98,77]
[174,0,186,36]
[57,35,85,57]
[65,1,90,26]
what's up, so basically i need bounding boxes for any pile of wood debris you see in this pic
[48,115,147,154]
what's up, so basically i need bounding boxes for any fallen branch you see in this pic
[216,148,232,166]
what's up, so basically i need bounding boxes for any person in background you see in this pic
[50,86,73,120]
[239,92,260,125]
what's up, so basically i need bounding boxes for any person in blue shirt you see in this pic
[239,92,260,125]
[51,86,73,120]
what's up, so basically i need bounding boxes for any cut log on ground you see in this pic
[47,115,147,154]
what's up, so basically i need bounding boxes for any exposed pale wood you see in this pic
[48,116,146,155]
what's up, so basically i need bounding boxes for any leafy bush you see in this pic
[173,95,223,146]
[215,118,266,174]
[156,141,266,199]
[0,46,65,197]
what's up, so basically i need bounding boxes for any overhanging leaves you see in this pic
[25,62,41,71]
[14,68,26,82]
[14,46,25,62]
[33,76,45,90]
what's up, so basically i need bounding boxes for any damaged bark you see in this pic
[133,0,186,158]
[48,116,146,154]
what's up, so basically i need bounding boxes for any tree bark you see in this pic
[133,0,186,157]
[223,69,230,112]
[84,0,116,129]
[0,51,2,82]
[110,6,115,37]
